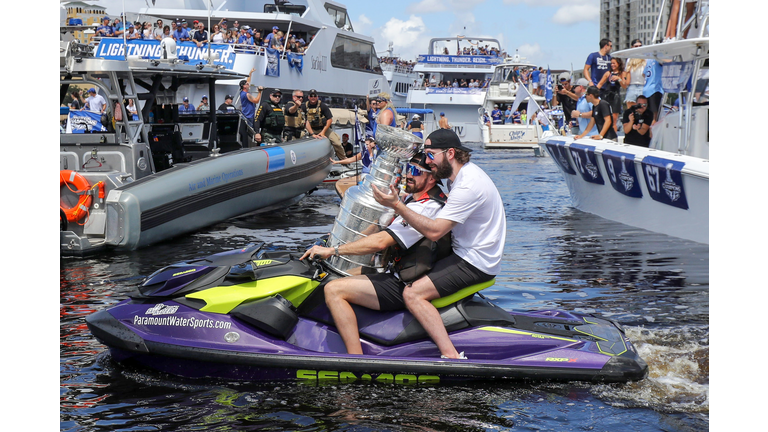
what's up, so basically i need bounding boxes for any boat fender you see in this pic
[60,170,93,222]
[230,294,299,339]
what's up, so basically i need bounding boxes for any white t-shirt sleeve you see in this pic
[436,184,484,224]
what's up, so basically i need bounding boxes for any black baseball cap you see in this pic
[308,89,318,96]
[271,89,283,96]
[408,152,432,173]
[424,128,473,152]
[225,94,233,100]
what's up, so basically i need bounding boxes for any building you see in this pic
[600,0,672,49]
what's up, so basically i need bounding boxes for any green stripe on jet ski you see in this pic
[478,327,578,342]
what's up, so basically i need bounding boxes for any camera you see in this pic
[557,84,563,91]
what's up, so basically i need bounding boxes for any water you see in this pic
[60,144,709,431]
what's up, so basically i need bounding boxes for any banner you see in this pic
[661,61,694,93]
[641,156,689,209]
[66,110,107,134]
[602,150,643,198]
[265,47,280,77]
[545,67,553,103]
[426,88,484,95]
[544,140,576,175]
[569,143,605,185]
[95,38,236,69]
[286,52,303,73]
[416,55,502,65]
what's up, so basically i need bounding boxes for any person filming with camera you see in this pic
[621,95,653,147]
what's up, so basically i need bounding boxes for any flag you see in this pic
[545,67,553,103]
[354,105,364,150]
[265,47,280,77]
[286,52,303,73]
[66,110,107,133]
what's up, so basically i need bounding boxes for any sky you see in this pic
[87,0,602,71]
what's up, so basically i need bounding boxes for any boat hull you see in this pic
[540,137,709,244]
[103,139,332,250]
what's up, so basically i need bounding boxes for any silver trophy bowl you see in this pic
[325,125,423,275]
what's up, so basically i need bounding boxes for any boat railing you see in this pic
[380,63,414,75]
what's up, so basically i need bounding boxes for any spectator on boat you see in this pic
[238,27,253,45]
[265,26,280,47]
[218,94,236,113]
[172,20,189,42]
[231,20,240,33]
[596,57,626,132]
[575,86,617,141]
[584,38,612,88]
[211,24,224,43]
[482,110,492,132]
[624,40,646,111]
[240,68,263,132]
[643,58,665,123]
[330,135,378,173]
[303,89,345,159]
[85,88,106,114]
[365,95,380,138]
[530,67,541,96]
[112,17,124,37]
[253,89,286,144]
[141,22,152,39]
[504,105,512,124]
[96,17,114,37]
[665,0,697,40]
[224,29,236,44]
[539,68,547,97]
[126,98,138,121]
[370,129,506,359]
[171,21,177,33]
[192,22,209,48]
[179,97,195,114]
[439,112,450,129]
[197,95,210,112]
[159,25,171,40]
[409,114,425,139]
[491,105,503,125]
[512,110,521,124]
[69,90,84,111]
[253,31,264,48]
[341,134,354,157]
[521,109,527,124]
[554,75,577,126]
[125,23,141,40]
[153,19,165,40]
[622,95,653,147]
[569,78,597,136]
[376,93,398,132]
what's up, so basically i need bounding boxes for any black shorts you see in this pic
[426,252,495,298]
[367,273,406,311]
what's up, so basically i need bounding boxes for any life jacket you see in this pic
[304,101,327,129]
[284,102,304,128]
[391,185,452,283]
[263,102,285,131]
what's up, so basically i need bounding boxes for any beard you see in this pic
[431,157,453,180]
[403,178,418,193]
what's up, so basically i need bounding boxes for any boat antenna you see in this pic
[207,0,212,65]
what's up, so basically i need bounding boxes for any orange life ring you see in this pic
[60,170,92,222]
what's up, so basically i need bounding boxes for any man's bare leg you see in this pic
[324,276,380,355]
[403,276,461,359]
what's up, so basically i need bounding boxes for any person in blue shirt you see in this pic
[112,17,125,37]
[583,38,612,88]
[569,78,599,136]
[642,59,664,123]
[264,26,279,47]
[491,105,503,124]
[504,106,513,124]
[239,68,263,143]
[531,67,541,96]
[179,97,195,114]
[96,17,114,37]
[172,20,189,42]
[512,110,521,124]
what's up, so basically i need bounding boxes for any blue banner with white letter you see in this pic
[286,52,303,73]
[544,140,576,175]
[425,88,484,95]
[569,143,604,185]
[602,150,643,198]
[66,110,107,133]
[95,38,236,69]
[641,156,688,209]
[265,47,280,77]
[416,55,502,65]
[661,61,694,93]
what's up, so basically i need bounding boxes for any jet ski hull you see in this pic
[87,297,648,383]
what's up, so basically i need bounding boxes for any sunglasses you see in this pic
[633,44,642,48]
[406,164,425,177]
[425,149,446,160]
[637,103,647,107]
[294,95,303,99]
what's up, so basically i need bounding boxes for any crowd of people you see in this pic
[442,45,503,57]
[379,57,416,73]
[93,16,310,53]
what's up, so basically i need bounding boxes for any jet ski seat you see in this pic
[431,278,496,308]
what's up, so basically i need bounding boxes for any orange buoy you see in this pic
[60,170,93,222]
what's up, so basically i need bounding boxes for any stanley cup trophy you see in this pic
[324,125,422,275]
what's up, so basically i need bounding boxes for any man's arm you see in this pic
[299,230,396,261]
[575,118,596,139]
[372,184,457,242]
[594,113,612,139]
[623,112,635,135]
[378,108,393,126]
[583,64,591,86]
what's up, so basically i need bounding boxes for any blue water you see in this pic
[60,143,709,431]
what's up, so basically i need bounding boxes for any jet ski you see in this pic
[86,244,648,383]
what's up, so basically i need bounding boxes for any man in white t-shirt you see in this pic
[300,154,448,355]
[85,88,107,114]
[373,128,506,359]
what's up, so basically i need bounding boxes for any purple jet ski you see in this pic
[86,244,648,383]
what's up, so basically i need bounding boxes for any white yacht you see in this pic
[540,1,709,244]
[407,37,503,142]
[378,43,419,108]
[95,0,394,110]
[481,53,548,149]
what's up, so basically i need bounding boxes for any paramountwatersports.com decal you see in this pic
[133,303,232,329]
